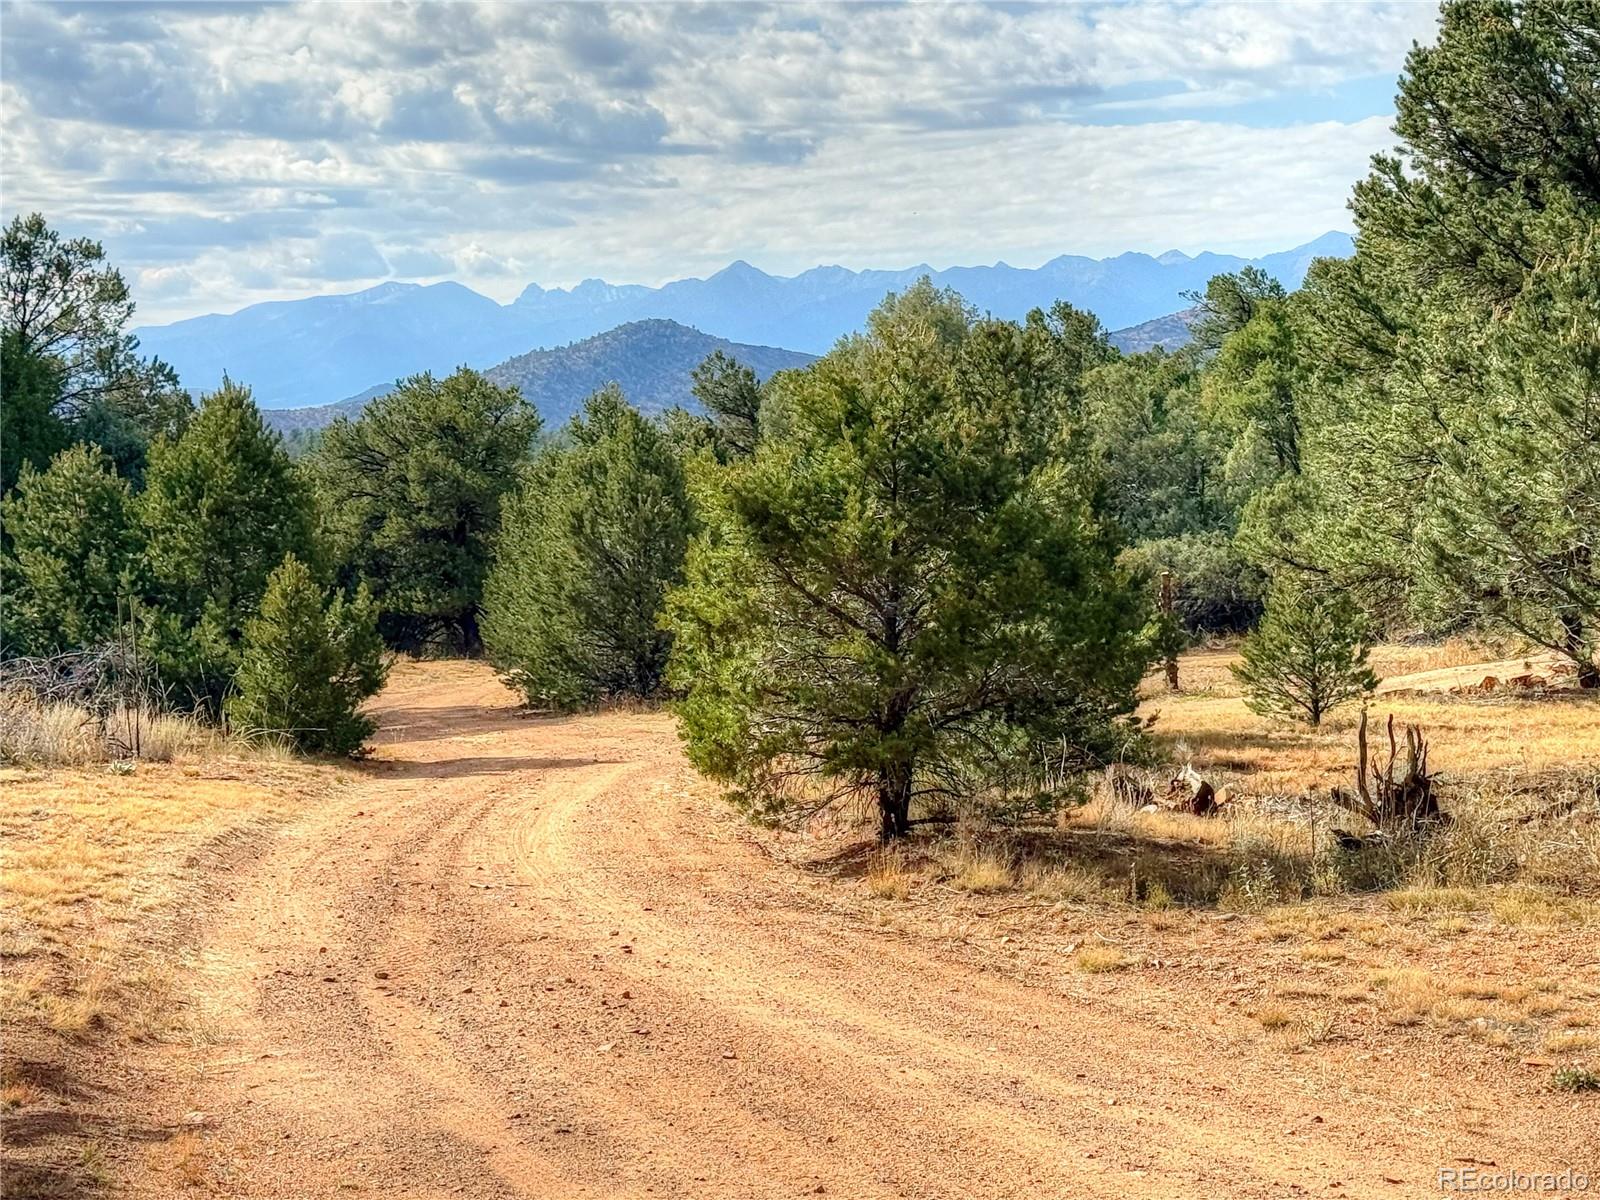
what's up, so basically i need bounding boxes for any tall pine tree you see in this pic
[483,386,692,710]
[312,369,538,653]
[1252,0,1600,683]
[1,444,143,655]
[139,380,315,707]
[1,213,190,485]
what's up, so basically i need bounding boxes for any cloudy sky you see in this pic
[1,1,1438,325]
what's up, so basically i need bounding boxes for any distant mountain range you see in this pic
[138,233,1353,410]
[262,320,815,433]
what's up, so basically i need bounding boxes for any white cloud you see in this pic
[0,1,1438,323]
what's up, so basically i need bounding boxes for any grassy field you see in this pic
[0,710,348,1196]
[1149,642,1600,796]
[861,640,1599,904]
[0,756,336,1044]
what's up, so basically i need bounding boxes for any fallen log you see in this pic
[1164,763,1220,816]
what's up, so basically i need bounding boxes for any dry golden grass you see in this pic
[1543,1031,1598,1055]
[1489,889,1600,926]
[1362,966,1585,1050]
[1248,998,1342,1050]
[1074,944,1133,973]
[1252,1002,1296,1029]
[942,844,1015,894]
[1366,638,1531,679]
[1155,638,1523,698]
[1139,645,1600,798]
[1017,859,1113,904]
[1297,942,1349,962]
[1382,888,1483,914]
[2,1071,43,1110]
[0,753,341,1045]
[865,849,912,900]
[879,783,1594,924]
[0,696,226,767]
[1094,645,1600,921]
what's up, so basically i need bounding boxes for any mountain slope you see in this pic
[140,233,1353,408]
[1107,307,1200,354]
[261,320,815,433]
[482,319,812,424]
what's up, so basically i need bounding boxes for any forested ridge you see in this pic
[3,0,1596,833]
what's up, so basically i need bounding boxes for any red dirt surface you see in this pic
[102,660,1598,1197]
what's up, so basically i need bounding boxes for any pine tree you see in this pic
[1184,267,1288,353]
[1255,0,1600,682]
[1201,296,1305,477]
[1231,582,1376,726]
[1082,349,1234,544]
[226,554,387,756]
[665,283,1151,841]
[483,386,692,710]
[1,444,142,654]
[690,351,764,458]
[311,369,538,653]
[2,213,191,483]
[1415,247,1600,683]
[139,379,315,707]
[1,331,69,496]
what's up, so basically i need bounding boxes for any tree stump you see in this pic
[1330,708,1445,829]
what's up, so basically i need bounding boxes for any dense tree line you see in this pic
[3,0,1592,795]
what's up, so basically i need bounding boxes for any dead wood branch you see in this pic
[1164,763,1219,816]
[1329,708,1446,830]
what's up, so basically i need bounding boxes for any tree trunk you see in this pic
[1160,571,1179,692]
[458,608,484,658]
[877,761,913,843]
[1559,613,1599,689]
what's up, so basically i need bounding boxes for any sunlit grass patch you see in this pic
[865,849,911,900]
[1074,945,1132,973]
[0,756,339,1046]
[1140,645,1600,806]
[1253,1002,1296,1029]
[1361,964,1580,1048]
[1298,942,1349,962]
[1544,1031,1598,1055]
[945,846,1015,894]
[0,696,223,767]
[1490,889,1599,927]
[1383,888,1483,914]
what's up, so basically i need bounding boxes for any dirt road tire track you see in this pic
[140,661,1591,1198]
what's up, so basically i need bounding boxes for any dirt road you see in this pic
[144,660,1591,1198]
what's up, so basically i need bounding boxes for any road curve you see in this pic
[151,660,1589,1198]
